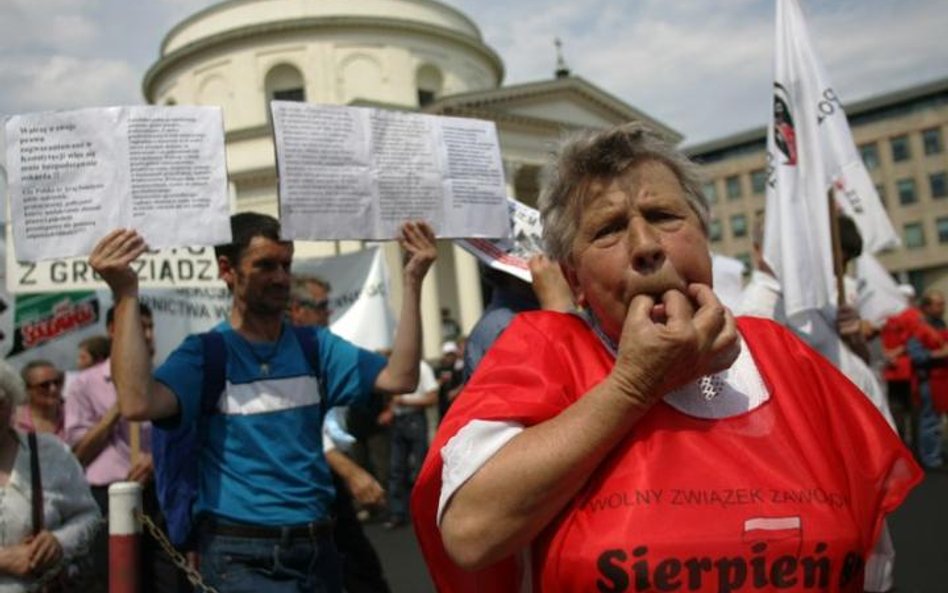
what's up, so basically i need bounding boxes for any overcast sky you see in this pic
[1,0,946,145]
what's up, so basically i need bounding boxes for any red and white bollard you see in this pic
[108,482,142,593]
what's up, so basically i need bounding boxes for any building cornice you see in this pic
[229,166,277,185]
[143,15,504,101]
[426,75,682,143]
[226,125,272,142]
[161,0,486,55]
[426,104,586,134]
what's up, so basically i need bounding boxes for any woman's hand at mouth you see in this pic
[609,283,740,409]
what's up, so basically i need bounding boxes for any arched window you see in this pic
[416,64,443,107]
[265,64,306,104]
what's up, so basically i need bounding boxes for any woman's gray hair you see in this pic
[0,359,27,408]
[538,122,710,263]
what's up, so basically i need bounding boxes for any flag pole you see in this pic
[827,188,846,306]
[129,422,141,466]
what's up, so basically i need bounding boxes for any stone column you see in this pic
[503,159,522,199]
[452,244,483,335]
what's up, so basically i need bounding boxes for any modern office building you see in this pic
[687,78,948,299]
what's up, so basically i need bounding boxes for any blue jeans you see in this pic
[917,378,944,468]
[388,412,429,520]
[198,525,343,593]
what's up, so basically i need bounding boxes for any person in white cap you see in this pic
[436,341,464,419]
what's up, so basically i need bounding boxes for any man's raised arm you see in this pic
[373,221,437,394]
[89,229,180,420]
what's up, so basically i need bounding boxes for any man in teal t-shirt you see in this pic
[90,213,436,593]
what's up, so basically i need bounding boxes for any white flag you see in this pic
[854,253,909,327]
[711,253,746,312]
[764,0,899,317]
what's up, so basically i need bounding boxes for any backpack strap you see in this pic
[200,331,227,415]
[28,431,44,535]
[290,325,319,371]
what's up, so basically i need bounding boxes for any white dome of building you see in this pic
[144,0,503,131]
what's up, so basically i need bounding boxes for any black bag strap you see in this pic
[28,431,44,535]
[200,330,227,416]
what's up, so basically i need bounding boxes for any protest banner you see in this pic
[271,102,510,241]
[1,246,394,370]
[764,0,899,318]
[4,236,223,294]
[4,106,231,261]
[456,198,542,283]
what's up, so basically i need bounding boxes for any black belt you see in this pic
[204,518,334,540]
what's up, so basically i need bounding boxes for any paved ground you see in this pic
[887,468,948,593]
[364,521,435,592]
[366,467,948,592]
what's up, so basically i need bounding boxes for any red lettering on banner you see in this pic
[21,300,96,348]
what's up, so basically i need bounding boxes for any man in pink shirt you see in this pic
[64,303,189,593]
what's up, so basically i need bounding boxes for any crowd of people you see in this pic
[0,121,944,593]
[1,303,192,593]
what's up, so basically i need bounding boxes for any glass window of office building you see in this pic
[897,178,917,205]
[923,128,943,155]
[904,222,925,249]
[891,135,911,162]
[730,213,748,238]
[859,143,880,169]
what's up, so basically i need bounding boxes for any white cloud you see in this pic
[0,55,142,115]
[0,1,101,52]
[447,0,948,142]
[814,1,948,101]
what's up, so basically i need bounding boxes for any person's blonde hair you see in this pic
[538,122,709,263]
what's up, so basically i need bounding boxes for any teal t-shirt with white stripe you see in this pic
[154,320,386,525]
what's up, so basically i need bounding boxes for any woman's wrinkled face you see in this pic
[563,160,712,342]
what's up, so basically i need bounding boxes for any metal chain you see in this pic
[135,510,220,593]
